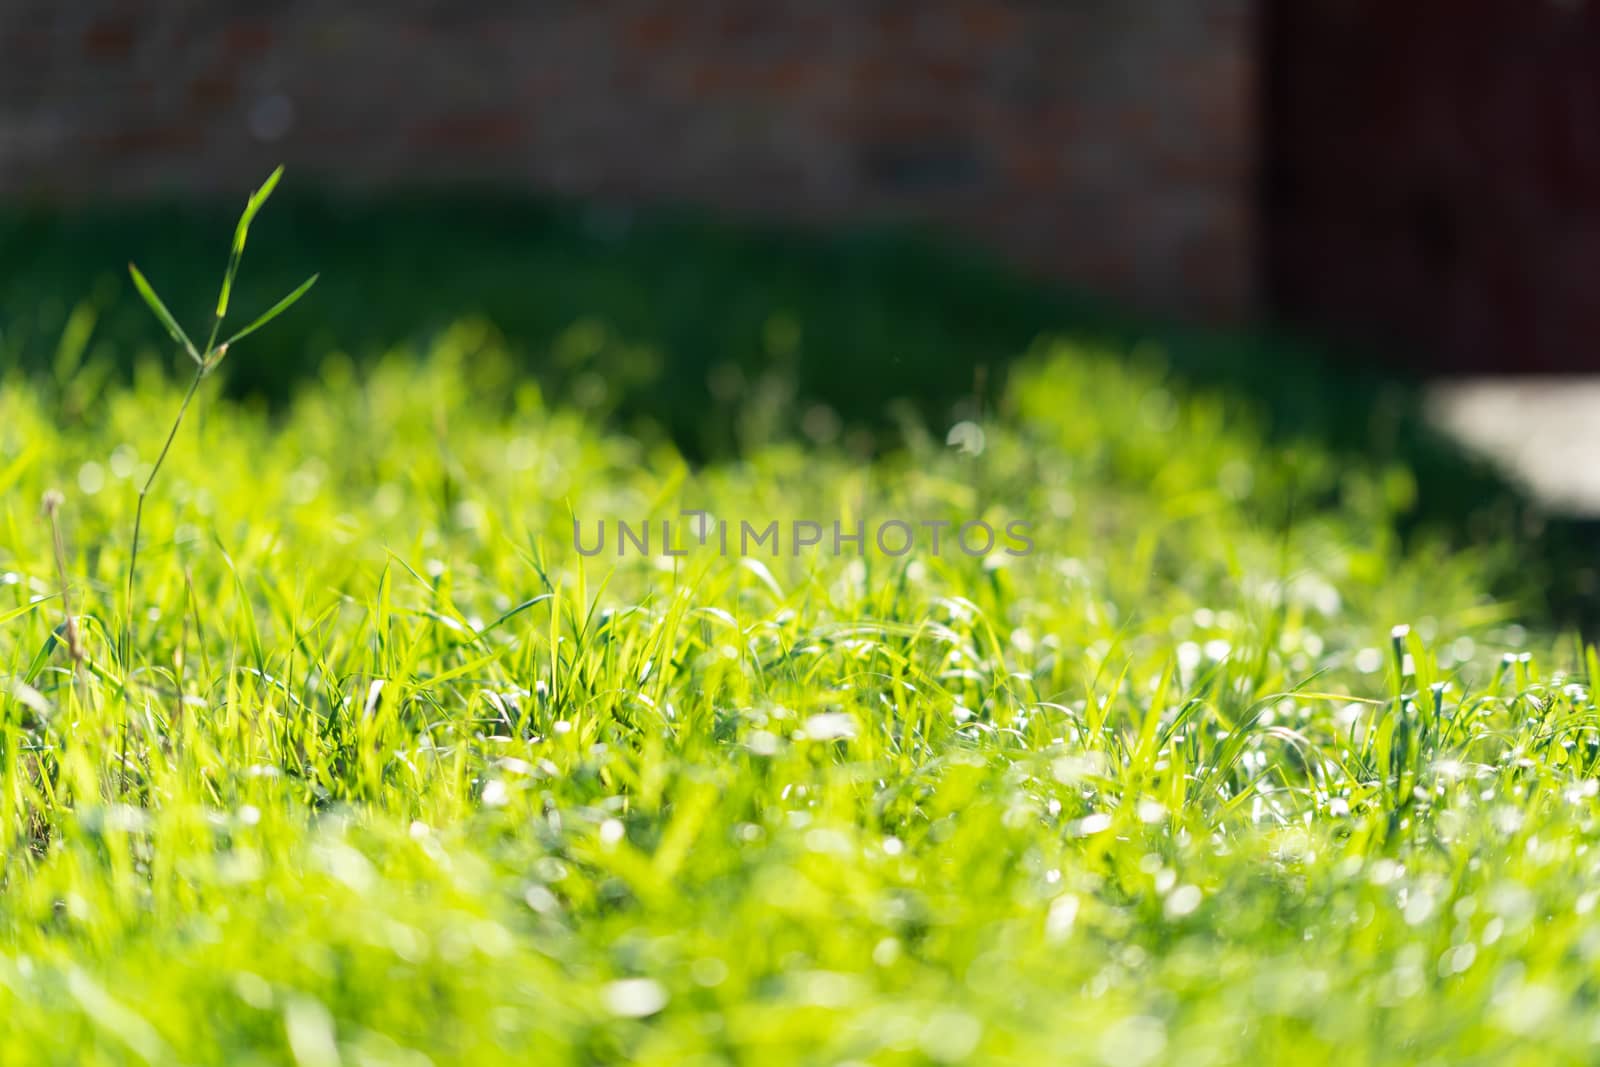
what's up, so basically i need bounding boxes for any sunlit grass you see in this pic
[0,268,1595,1061]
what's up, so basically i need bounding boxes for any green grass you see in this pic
[0,189,1076,459]
[0,189,1523,509]
[12,188,1575,608]
[1,193,1598,1064]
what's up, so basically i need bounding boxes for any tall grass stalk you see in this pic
[121,166,317,669]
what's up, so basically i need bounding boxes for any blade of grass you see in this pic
[128,265,199,364]
[215,165,284,320]
[222,274,319,349]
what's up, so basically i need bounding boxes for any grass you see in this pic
[1,190,1598,1064]
[0,187,1525,502]
[0,188,1079,459]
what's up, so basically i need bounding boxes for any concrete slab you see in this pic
[1426,378,1600,517]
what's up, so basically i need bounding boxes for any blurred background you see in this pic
[2,2,1598,514]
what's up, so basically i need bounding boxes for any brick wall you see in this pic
[1,2,1259,321]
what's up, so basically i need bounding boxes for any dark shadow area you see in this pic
[3,190,1596,629]
[1,190,1068,457]
[1259,0,1600,636]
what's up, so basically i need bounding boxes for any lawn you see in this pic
[0,187,1596,1064]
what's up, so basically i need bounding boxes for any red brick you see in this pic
[94,127,204,157]
[417,113,524,150]
[188,75,237,110]
[627,11,679,49]
[959,4,1018,44]
[223,21,273,57]
[83,19,136,59]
